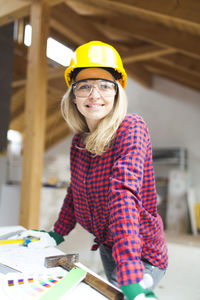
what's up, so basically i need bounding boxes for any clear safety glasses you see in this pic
[72,78,118,98]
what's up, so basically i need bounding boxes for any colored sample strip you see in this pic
[39,267,87,300]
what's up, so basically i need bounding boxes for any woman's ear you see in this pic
[72,96,76,104]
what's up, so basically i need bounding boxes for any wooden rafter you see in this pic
[122,45,177,64]
[45,123,71,150]
[51,4,110,46]
[68,0,200,28]
[96,16,200,59]
[145,60,200,92]
[155,53,200,77]
[126,62,152,89]
[0,0,66,26]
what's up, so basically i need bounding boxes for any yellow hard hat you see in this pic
[64,41,127,89]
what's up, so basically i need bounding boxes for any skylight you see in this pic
[24,24,73,66]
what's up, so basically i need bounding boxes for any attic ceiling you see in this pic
[2,0,200,150]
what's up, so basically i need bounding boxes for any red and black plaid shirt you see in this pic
[54,113,168,286]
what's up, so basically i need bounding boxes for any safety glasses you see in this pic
[72,78,118,98]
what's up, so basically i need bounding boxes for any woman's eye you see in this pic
[78,84,90,90]
[101,83,110,90]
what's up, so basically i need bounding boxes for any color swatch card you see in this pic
[1,268,86,300]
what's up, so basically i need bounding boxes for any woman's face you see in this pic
[73,68,116,132]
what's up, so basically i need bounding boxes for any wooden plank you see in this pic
[20,0,50,229]
[126,62,152,89]
[51,4,112,46]
[108,0,200,26]
[12,67,65,88]
[45,123,71,150]
[0,0,30,27]
[155,53,200,77]
[65,0,111,16]
[99,15,200,59]
[9,112,24,133]
[0,0,65,26]
[50,18,85,45]
[123,45,176,64]
[10,87,25,119]
[72,0,200,27]
[145,60,200,92]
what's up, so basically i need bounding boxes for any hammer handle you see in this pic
[58,258,123,300]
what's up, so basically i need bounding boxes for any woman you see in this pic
[21,41,168,300]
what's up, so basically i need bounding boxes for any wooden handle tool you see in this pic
[58,257,124,300]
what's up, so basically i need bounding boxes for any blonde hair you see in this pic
[61,82,128,155]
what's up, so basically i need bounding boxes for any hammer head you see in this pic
[44,253,79,268]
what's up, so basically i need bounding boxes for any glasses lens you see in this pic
[73,79,117,98]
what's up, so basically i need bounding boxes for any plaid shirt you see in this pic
[54,113,168,286]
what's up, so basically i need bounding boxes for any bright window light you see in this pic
[7,130,22,143]
[47,38,73,66]
[24,25,73,66]
[24,24,32,47]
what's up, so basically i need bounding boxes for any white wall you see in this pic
[125,75,200,194]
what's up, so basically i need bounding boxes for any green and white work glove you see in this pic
[19,230,64,248]
[120,282,158,300]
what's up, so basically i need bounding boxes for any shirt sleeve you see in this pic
[53,184,77,236]
[108,117,150,286]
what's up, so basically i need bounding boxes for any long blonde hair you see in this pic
[61,82,128,155]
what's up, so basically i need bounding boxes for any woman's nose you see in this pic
[88,86,101,98]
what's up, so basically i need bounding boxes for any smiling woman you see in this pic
[21,41,168,300]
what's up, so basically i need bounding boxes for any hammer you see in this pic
[45,253,123,300]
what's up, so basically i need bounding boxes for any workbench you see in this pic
[0,226,121,300]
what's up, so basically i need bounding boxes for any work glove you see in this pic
[120,283,158,300]
[19,230,64,248]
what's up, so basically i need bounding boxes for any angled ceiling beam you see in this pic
[12,66,65,88]
[65,0,111,16]
[51,4,110,46]
[0,0,65,27]
[10,87,25,119]
[9,111,24,133]
[155,53,200,77]
[0,0,30,27]
[72,0,200,28]
[123,45,177,64]
[100,16,200,59]
[50,18,86,45]
[126,62,152,89]
[45,122,71,150]
[74,0,200,58]
[145,61,200,92]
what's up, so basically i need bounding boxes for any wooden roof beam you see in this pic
[50,18,86,45]
[12,66,65,88]
[100,16,200,59]
[45,122,71,150]
[0,0,65,27]
[73,0,200,28]
[155,53,200,77]
[10,87,25,120]
[126,62,152,89]
[145,61,200,92]
[0,0,30,27]
[51,4,119,47]
[123,45,177,64]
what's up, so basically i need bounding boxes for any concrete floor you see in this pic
[40,188,200,300]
